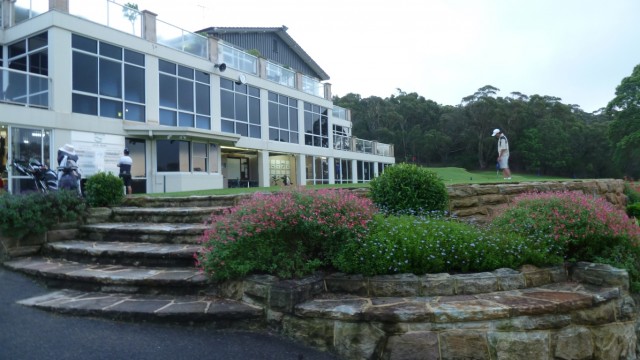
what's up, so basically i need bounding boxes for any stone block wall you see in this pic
[447,179,627,223]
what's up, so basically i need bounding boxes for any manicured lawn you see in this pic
[142,167,570,197]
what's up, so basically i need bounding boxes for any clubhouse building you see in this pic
[0,0,394,194]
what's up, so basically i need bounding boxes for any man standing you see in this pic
[491,129,511,180]
[117,148,133,194]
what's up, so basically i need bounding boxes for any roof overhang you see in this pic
[123,125,240,145]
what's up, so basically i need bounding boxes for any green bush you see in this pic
[369,163,449,215]
[84,172,124,207]
[333,214,562,276]
[624,181,640,204]
[0,190,86,239]
[197,188,377,280]
[491,190,640,291]
[627,203,640,218]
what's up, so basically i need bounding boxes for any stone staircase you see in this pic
[3,194,639,359]
[3,195,264,326]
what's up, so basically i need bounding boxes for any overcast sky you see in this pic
[132,0,640,113]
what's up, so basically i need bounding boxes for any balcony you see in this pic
[0,67,50,108]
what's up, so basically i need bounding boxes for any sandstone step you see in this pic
[110,206,227,224]
[4,257,209,295]
[293,281,623,324]
[42,240,201,268]
[80,223,210,244]
[17,289,264,326]
[122,194,249,208]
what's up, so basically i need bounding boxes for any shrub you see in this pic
[624,180,640,204]
[627,203,640,219]
[197,188,377,280]
[0,190,86,239]
[84,172,124,207]
[491,190,640,291]
[369,163,449,215]
[333,214,563,276]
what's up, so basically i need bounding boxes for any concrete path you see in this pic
[0,267,338,360]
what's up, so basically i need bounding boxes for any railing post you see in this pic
[323,82,331,100]
[49,0,69,12]
[2,0,14,28]
[141,10,157,43]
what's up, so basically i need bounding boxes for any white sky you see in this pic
[132,0,640,113]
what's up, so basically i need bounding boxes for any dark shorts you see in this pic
[119,173,132,186]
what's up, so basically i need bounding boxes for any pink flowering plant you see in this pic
[197,188,377,280]
[491,190,640,291]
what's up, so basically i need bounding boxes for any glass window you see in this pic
[304,102,329,148]
[268,92,299,144]
[72,34,145,122]
[220,78,261,138]
[157,139,218,173]
[159,60,210,129]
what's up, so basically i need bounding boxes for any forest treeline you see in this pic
[333,64,640,180]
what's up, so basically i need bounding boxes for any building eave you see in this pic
[123,124,240,145]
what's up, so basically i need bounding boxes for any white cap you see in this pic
[491,129,501,136]
[59,144,76,155]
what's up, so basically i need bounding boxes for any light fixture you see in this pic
[214,63,226,72]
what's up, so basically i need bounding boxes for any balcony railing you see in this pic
[301,75,323,97]
[218,43,258,75]
[69,0,142,37]
[332,106,348,121]
[0,67,50,108]
[156,19,208,58]
[265,61,295,87]
[13,0,48,24]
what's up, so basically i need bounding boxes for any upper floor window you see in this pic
[268,92,298,143]
[333,125,351,151]
[220,78,261,138]
[4,32,49,107]
[8,32,48,75]
[304,103,328,148]
[159,59,211,129]
[72,34,145,121]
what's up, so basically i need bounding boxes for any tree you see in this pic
[122,2,139,34]
[606,64,640,179]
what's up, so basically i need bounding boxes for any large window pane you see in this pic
[195,83,210,115]
[124,64,144,102]
[100,98,123,118]
[160,109,177,126]
[177,78,194,111]
[72,93,98,115]
[73,52,98,93]
[159,74,177,108]
[99,58,122,97]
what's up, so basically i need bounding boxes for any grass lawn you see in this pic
[142,167,571,197]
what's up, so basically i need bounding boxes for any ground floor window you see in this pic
[8,126,52,193]
[357,160,375,183]
[306,155,329,185]
[156,139,219,173]
[334,158,352,184]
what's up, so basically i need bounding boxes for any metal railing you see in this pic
[69,0,142,37]
[156,19,208,58]
[265,61,295,87]
[218,43,258,75]
[0,67,50,108]
[13,0,48,24]
[301,75,323,97]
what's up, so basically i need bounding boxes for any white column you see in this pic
[328,156,335,184]
[351,159,358,184]
[297,154,306,186]
[258,150,270,187]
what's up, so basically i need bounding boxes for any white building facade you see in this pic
[0,0,394,194]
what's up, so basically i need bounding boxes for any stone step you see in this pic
[4,257,209,295]
[293,281,623,324]
[17,289,264,326]
[121,194,249,208]
[80,223,210,244]
[110,206,228,224]
[42,240,201,268]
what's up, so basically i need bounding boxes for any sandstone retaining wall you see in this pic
[447,179,626,223]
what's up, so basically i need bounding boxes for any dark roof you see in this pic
[197,26,330,81]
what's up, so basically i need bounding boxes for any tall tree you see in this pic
[606,64,640,179]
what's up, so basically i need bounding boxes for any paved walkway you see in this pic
[0,267,338,360]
